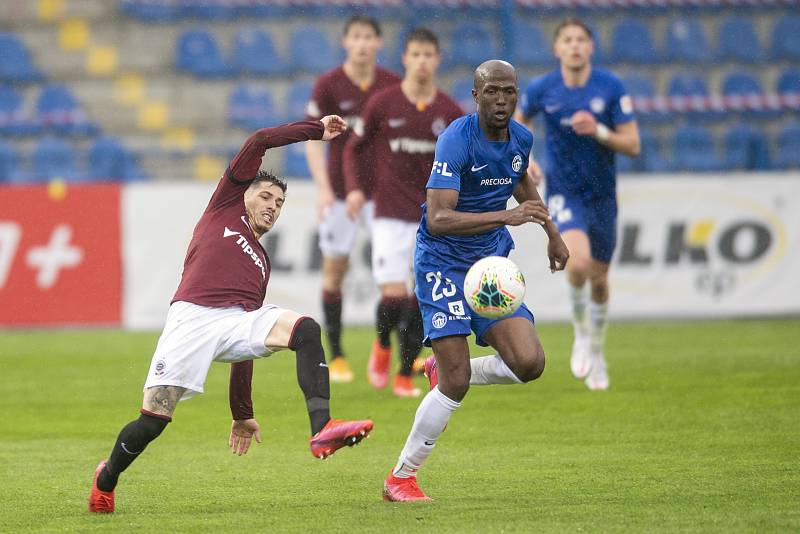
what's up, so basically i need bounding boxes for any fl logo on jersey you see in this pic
[512,154,522,173]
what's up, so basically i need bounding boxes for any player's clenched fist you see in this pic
[320,115,347,140]
[506,199,550,226]
[547,233,569,273]
[570,110,598,136]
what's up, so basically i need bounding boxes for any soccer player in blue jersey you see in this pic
[517,18,641,391]
[382,60,570,502]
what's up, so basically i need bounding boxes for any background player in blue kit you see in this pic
[383,60,570,502]
[517,18,641,391]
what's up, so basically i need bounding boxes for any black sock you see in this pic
[376,296,405,348]
[289,318,331,435]
[98,411,170,492]
[399,297,424,376]
[322,290,344,357]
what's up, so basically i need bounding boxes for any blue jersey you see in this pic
[520,68,635,200]
[417,113,533,265]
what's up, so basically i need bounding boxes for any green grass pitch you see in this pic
[1,319,798,532]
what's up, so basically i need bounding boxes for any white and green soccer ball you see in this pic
[463,256,526,319]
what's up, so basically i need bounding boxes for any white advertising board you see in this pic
[123,174,800,330]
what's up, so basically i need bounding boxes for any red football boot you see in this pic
[309,418,374,459]
[368,340,391,389]
[383,472,431,502]
[88,460,115,513]
[423,355,438,391]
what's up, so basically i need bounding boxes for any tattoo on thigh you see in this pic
[143,386,184,416]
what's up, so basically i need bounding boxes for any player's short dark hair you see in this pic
[343,15,382,37]
[404,27,440,53]
[553,17,593,42]
[252,170,287,195]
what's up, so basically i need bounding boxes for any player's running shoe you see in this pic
[88,460,114,513]
[368,340,391,389]
[570,335,593,379]
[309,418,374,459]
[329,356,354,383]
[383,472,431,502]
[393,375,421,397]
[423,355,438,391]
[584,352,609,391]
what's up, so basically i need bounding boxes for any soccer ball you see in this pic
[463,256,526,319]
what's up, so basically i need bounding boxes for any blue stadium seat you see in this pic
[619,73,664,124]
[718,16,763,63]
[776,69,800,95]
[232,28,286,76]
[283,142,310,178]
[285,80,313,122]
[35,85,98,136]
[0,33,43,83]
[610,19,660,64]
[451,78,475,114]
[665,18,712,63]
[176,29,232,78]
[183,0,236,20]
[667,72,720,121]
[289,26,336,75]
[0,86,40,136]
[639,129,671,173]
[722,71,772,118]
[88,137,144,182]
[31,137,79,181]
[0,141,21,183]
[228,84,281,131]
[451,23,499,68]
[723,124,770,170]
[120,0,185,22]
[672,125,722,172]
[774,121,800,169]
[771,15,800,60]
[514,21,553,67]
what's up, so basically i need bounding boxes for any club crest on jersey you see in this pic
[512,154,523,173]
[590,97,605,114]
[155,360,166,377]
[431,117,447,136]
[432,312,448,329]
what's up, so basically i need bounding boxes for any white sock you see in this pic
[589,300,609,354]
[469,354,522,385]
[393,386,460,478]
[570,284,589,338]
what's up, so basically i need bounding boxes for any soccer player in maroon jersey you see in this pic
[343,28,463,397]
[88,116,374,514]
[305,15,401,383]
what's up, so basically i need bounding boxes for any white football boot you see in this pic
[570,335,593,379]
[584,352,609,391]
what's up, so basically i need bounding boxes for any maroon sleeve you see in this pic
[305,77,327,120]
[343,96,382,194]
[208,121,324,211]
[229,360,254,420]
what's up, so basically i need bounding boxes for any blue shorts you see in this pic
[546,193,618,263]
[414,252,534,347]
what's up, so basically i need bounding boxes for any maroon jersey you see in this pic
[306,65,400,199]
[343,85,463,222]
[172,121,324,312]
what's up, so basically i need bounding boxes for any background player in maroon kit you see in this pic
[88,116,374,514]
[305,16,401,383]
[343,28,463,397]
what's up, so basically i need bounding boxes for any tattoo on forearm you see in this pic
[143,386,184,416]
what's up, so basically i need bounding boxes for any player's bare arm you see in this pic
[306,114,348,218]
[426,187,549,236]
[513,175,569,272]
[229,418,262,456]
[571,110,641,157]
[345,188,366,219]
[142,385,185,418]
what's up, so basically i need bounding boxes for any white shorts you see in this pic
[143,301,285,400]
[318,199,374,258]
[371,217,418,286]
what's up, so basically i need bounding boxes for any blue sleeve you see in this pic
[520,76,545,120]
[426,125,469,191]
[609,76,636,126]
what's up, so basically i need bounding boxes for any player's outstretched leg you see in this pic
[584,261,611,391]
[89,407,172,513]
[287,317,374,458]
[569,284,592,379]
